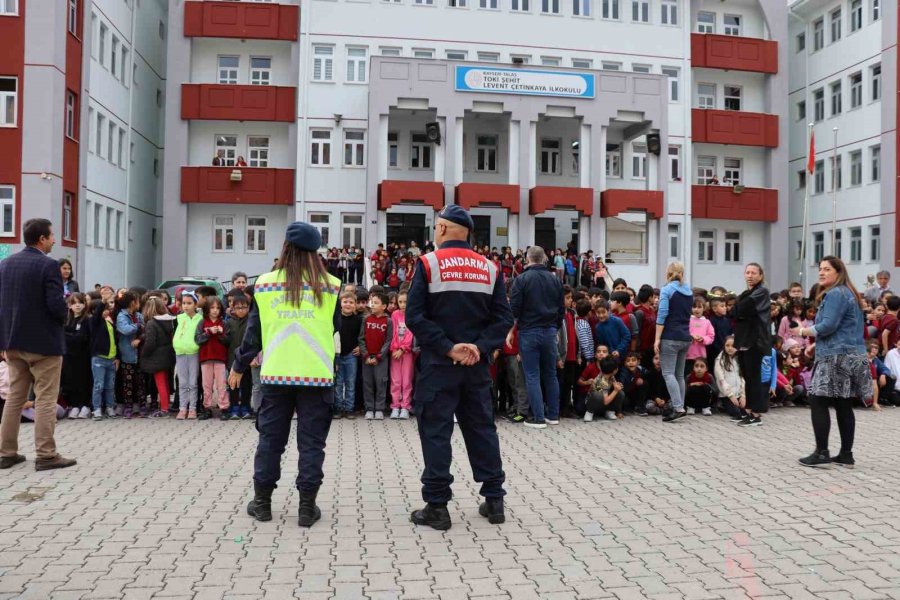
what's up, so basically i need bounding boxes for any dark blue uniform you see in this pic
[406,240,514,503]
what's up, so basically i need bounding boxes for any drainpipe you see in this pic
[297,0,312,222]
[122,0,138,286]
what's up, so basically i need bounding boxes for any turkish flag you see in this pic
[807,131,815,174]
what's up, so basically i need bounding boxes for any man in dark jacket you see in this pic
[0,219,76,471]
[509,246,564,428]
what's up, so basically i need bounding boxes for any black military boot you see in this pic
[478,497,505,524]
[410,503,452,530]
[247,483,274,522]
[297,490,322,528]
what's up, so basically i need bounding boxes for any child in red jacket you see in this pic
[359,291,392,420]
[194,297,230,418]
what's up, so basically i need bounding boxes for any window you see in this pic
[632,64,651,73]
[448,0,467,7]
[411,133,433,169]
[601,61,621,71]
[65,91,76,139]
[724,86,741,111]
[158,20,165,40]
[1,0,18,15]
[872,0,879,21]
[606,144,621,177]
[216,134,237,166]
[540,139,561,175]
[511,0,530,11]
[573,0,590,17]
[830,155,841,189]
[697,230,715,262]
[631,0,648,22]
[830,81,842,115]
[813,18,824,51]
[723,231,741,263]
[111,36,119,78]
[68,0,78,35]
[98,22,107,66]
[723,14,741,35]
[446,50,467,60]
[571,140,579,174]
[723,158,741,185]
[668,146,680,180]
[480,0,499,8]
[662,67,679,102]
[153,158,158,176]
[156,89,162,108]
[813,232,824,263]
[342,214,363,248]
[213,216,234,252]
[309,214,330,246]
[573,58,592,69]
[117,129,125,167]
[850,0,862,31]
[107,122,115,164]
[797,100,806,120]
[849,227,862,262]
[697,11,714,33]
[870,226,880,261]
[631,143,647,179]
[541,57,561,66]
[871,145,880,182]
[380,47,402,56]
[246,217,266,253]
[668,224,680,259]
[660,0,676,24]
[106,207,115,249]
[796,32,806,52]
[0,77,16,127]
[310,129,332,166]
[601,0,618,19]
[830,8,841,42]
[849,72,862,108]
[541,0,560,14]
[93,202,101,246]
[249,57,271,85]
[813,88,824,121]
[850,150,862,185]
[697,155,716,184]
[476,135,498,172]
[346,47,367,83]
[698,83,716,109]
[116,211,123,250]
[414,0,435,4]
[814,160,825,193]
[414,49,435,59]
[130,142,134,163]
[120,47,129,85]
[0,186,13,236]
[248,136,269,167]
[218,56,239,84]
[95,113,104,155]
[871,64,881,101]
[388,132,399,167]
[63,192,73,241]
[343,130,365,167]
[834,229,842,258]
[478,52,500,62]
[312,45,334,81]
[797,170,806,189]
[87,107,93,150]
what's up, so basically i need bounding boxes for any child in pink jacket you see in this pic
[686,296,715,373]
[389,291,415,419]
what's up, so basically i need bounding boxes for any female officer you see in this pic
[229,221,342,527]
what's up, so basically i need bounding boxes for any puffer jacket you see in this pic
[140,315,176,374]
[733,284,771,353]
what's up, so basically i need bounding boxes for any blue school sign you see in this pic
[455,66,595,99]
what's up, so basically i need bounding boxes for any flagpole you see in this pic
[831,126,838,253]
[799,122,812,289]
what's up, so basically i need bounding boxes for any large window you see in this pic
[870,226,880,261]
[668,146,680,180]
[849,72,862,108]
[107,122,115,165]
[0,186,14,237]
[98,22,107,66]
[724,86,741,111]
[696,156,716,184]
[631,0,648,22]
[312,45,334,82]
[342,214,363,248]
[697,230,715,263]
[830,7,841,42]
[216,135,237,166]
[343,130,366,167]
[111,36,120,78]
[1,0,18,15]
[213,216,235,252]
[476,135,498,173]
[813,232,824,263]
[388,132,399,167]
[631,143,647,179]
[479,52,500,62]
[95,113,105,155]
[601,0,618,19]
[250,57,272,85]
[871,145,881,182]
[68,0,78,35]
[698,83,715,109]
[218,56,239,84]
[411,133,433,169]
[668,224,680,259]
[850,0,862,32]
[93,202,102,247]
[662,67,679,102]
[813,88,824,121]
[511,0,530,10]
[850,150,862,185]
[481,0,499,8]
[606,144,621,177]
[723,158,741,185]
[724,231,741,263]
[797,100,806,120]
[830,81,842,115]
[573,0,590,17]
[850,227,862,262]
[541,0,560,14]
[540,139,561,175]
[309,213,330,246]
[796,33,805,52]
[660,0,676,25]
[871,64,881,101]
[346,47,367,83]
[106,207,115,249]
[814,160,825,193]
[834,229,842,258]
[723,14,741,36]
[697,11,714,33]
[246,217,266,253]
[63,192,74,241]
[65,91,77,139]
[310,129,332,166]
[248,136,269,167]
[872,0,879,21]
[813,18,824,51]
[0,78,16,127]
[117,129,125,167]
[830,155,842,189]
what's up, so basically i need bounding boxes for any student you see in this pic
[224,293,252,419]
[879,296,900,357]
[174,291,202,420]
[503,324,529,422]
[139,297,176,418]
[684,357,715,415]
[195,296,230,419]
[715,336,745,420]
[644,353,671,416]
[593,300,630,361]
[62,293,92,419]
[634,287,657,368]
[359,291,392,420]
[584,357,625,422]
[707,297,734,366]
[389,291,414,419]
[575,344,609,418]
[610,291,639,352]
[574,299,595,365]
[868,340,896,408]
[777,300,808,349]
[334,291,362,419]
[115,291,146,418]
[686,297,715,374]
[559,287,580,417]
[617,352,648,415]
[88,299,119,420]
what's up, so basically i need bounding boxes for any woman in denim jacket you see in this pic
[793,256,870,468]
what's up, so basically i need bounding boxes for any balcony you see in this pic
[692,109,778,148]
[378,180,445,211]
[455,183,520,213]
[183,1,298,41]
[600,189,663,219]
[691,33,777,74]
[181,167,294,205]
[181,84,296,122]
[529,186,593,216]
[691,185,777,222]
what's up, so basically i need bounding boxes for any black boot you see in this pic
[410,503,451,530]
[247,483,274,522]
[297,489,322,528]
[478,497,505,524]
[798,449,831,468]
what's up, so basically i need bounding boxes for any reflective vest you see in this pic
[254,269,341,386]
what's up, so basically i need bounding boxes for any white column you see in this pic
[378,114,389,182]
[527,121,537,189]
[453,116,464,185]
[579,122,591,254]
[434,116,447,183]
[522,120,538,248]
[594,125,608,252]
[508,120,520,252]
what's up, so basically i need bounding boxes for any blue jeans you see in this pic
[518,327,560,421]
[659,339,691,411]
[91,356,117,411]
[334,354,357,412]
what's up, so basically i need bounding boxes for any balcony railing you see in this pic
[691,33,777,74]
[600,189,663,219]
[455,183,520,213]
[181,84,296,122]
[183,1,299,41]
[691,184,777,222]
[181,167,295,205]
[378,180,445,211]
[529,186,593,216]
[692,109,778,148]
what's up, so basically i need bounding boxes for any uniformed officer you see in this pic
[405,205,514,530]
[228,221,342,528]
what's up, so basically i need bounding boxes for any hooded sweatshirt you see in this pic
[390,309,414,353]
[656,281,694,342]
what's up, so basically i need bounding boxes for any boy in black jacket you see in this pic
[224,293,252,419]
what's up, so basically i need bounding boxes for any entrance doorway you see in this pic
[472,215,491,249]
[534,217,556,252]
[387,212,429,249]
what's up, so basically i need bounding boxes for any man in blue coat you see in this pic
[0,219,76,471]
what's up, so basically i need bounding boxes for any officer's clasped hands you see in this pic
[447,343,480,366]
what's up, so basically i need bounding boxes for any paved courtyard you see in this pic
[2,408,900,600]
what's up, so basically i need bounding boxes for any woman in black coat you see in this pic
[140,298,176,417]
[60,258,79,297]
[732,262,772,427]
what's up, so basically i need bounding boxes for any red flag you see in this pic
[807,131,815,174]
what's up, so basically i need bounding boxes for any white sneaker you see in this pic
[92,409,103,421]
[546,418,559,425]
[374,411,384,420]
[605,411,618,420]
[390,409,400,419]
[365,411,374,420]
[68,407,80,420]
[106,407,118,419]
[453,415,458,423]
[399,409,410,419]
[583,412,594,422]
[702,407,713,416]
[79,406,91,419]
[686,407,696,415]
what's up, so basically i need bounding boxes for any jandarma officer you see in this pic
[405,204,514,530]
[228,221,342,528]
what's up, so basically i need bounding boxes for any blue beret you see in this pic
[437,204,474,231]
[285,221,321,251]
